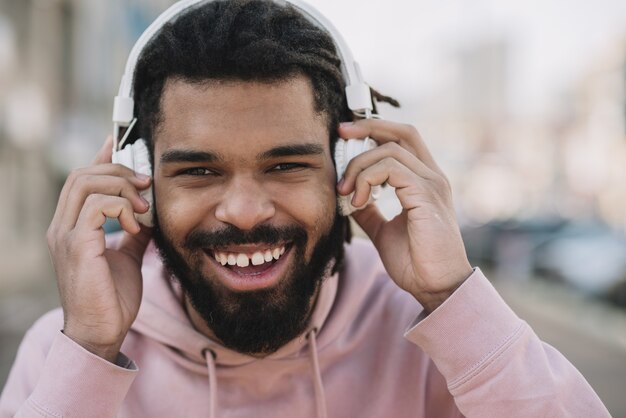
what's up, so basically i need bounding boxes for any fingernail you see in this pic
[135,172,150,181]
[340,122,354,127]
[141,197,150,208]
[337,177,345,189]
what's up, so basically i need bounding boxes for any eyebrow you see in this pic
[257,143,324,160]
[160,149,223,164]
[159,143,325,164]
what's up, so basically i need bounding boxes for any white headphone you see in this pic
[112,0,380,225]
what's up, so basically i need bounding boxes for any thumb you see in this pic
[350,204,386,243]
[91,135,114,166]
[118,225,153,264]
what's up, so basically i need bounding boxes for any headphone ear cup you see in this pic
[131,139,154,227]
[334,138,380,216]
[112,139,154,227]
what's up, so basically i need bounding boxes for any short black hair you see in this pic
[131,0,352,244]
[132,0,351,151]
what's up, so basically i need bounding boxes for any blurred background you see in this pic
[1,0,625,415]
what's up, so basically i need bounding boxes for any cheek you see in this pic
[273,168,337,244]
[154,180,214,243]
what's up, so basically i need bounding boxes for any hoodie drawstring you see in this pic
[204,349,218,418]
[307,328,328,418]
[202,332,327,418]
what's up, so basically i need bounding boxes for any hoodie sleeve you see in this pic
[403,268,611,418]
[0,315,137,418]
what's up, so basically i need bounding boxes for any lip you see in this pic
[203,244,293,292]
[207,242,289,255]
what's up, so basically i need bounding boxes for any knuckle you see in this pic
[83,193,98,204]
[344,158,361,177]
[430,173,449,190]
[72,173,91,192]
[67,167,86,183]
[401,123,419,137]
[381,156,399,169]
[123,198,134,212]
[112,163,133,176]
[379,141,401,154]
[83,193,102,208]
[355,172,369,187]
[64,173,77,188]
[108,175,134,197]
[120,179,137,196]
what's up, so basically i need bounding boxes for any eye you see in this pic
[270,163,309,172]
[178,167,217,176]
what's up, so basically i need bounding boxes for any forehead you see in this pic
[154,76,330,156]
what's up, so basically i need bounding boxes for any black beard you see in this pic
[152,211,345,356]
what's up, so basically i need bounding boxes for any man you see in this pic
[0,1,610,417]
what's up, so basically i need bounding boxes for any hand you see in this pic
[46,136,152,362]
[337,120,473,313]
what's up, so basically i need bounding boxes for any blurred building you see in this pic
[563,40,626,229]
[0,0,173,289]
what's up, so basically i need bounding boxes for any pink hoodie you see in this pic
[0,237,610,417]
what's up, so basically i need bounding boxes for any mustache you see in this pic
[184,224,308,250]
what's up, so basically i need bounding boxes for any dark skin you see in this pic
[47,75,472,362]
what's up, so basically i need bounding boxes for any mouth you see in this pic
[202,243,293,291]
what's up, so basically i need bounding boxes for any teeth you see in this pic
[214,246,286,268]
[251,252,265,266]
[236,253,250,267]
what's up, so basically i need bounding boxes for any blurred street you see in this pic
[1,267,626,417]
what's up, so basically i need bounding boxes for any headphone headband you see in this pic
[112,0,373,136]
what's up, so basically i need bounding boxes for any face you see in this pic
[151,75,343,355]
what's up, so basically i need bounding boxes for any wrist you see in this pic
[62,328,124,364]
[417,287,463,313]
[414,266,474,314]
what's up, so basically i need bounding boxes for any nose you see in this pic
[214,176,276,230]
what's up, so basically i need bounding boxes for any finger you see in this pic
[118,225,153,264]
[350,158,418,208]
[350,204,386,243]
[338,120,444,176]
[337,142,436,197]
[75,194,140,235]
[54,164,150,213]
[59,174,150,230]
[50,164,150,234]
[92,135,114,166]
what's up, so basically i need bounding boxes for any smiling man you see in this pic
[0,1,610,417]
[152,77,344,355]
